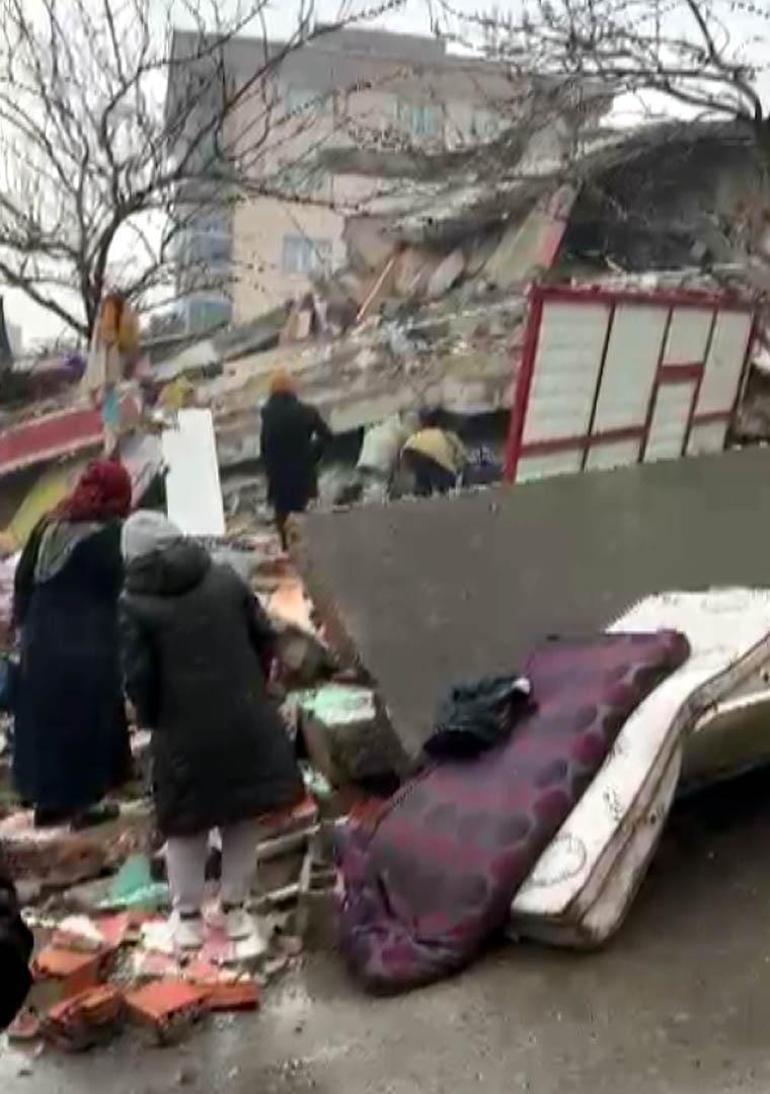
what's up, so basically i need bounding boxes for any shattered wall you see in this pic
[563,131,767,271]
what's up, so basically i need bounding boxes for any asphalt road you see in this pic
[3,771,770,1094]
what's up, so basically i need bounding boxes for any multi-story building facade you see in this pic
[167,26,600,332]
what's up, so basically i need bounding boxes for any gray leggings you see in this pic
[165,820,261,915]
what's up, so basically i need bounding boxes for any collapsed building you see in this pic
[2,99,770,1032]
[1,115,769,539]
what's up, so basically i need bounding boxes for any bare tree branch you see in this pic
[0,0,407,339]
[430,0,768,134]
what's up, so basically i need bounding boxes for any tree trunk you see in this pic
[0,297,14,373]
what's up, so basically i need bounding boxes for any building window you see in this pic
[281,235,332,276]
[178,228,232,265]
[285,86,330,114]
[182,295,232,334]
[397,100,442,139]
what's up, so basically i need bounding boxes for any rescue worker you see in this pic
[401,408,468,496]
[356,412,417,502]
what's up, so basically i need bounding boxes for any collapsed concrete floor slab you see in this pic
[296,447,770,759]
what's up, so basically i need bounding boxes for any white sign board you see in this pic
[161,408,225,537]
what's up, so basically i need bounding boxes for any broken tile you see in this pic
[184,958,237,986]
[95,913,132,950]
[44,985,124,1052]
[34,947,103,994]
[47,984,123,1026]
[130,949,181,982]
[204,980,261,1013]
[125,981,208,1045]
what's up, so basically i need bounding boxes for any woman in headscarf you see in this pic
[120,511,303,952]
[12,459,133,829]
[260,370,332,550]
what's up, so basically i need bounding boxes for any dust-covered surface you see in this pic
[4,771,770,1094]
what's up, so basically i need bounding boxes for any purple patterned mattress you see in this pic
[335,630,689,991]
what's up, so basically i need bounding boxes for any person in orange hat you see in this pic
[260,371,331,550]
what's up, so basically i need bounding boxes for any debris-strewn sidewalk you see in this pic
[2,543,386,1057]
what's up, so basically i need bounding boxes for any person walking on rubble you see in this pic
[401,408,469,497]
[260,369,332,550]
[119,510,304,953]
[12,460,133,829]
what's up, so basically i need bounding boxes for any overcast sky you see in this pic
[6,0,769,348]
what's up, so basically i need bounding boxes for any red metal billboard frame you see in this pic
[503,284,756,483]
[0,394,142,478]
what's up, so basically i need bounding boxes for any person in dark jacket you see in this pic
[120,510,304,952]
[12,459,132,829]
[0,859,32,1031]
[260,370,331,550]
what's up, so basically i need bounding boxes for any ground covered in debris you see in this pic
[0,534,387,1060]
[2,771,770,1094]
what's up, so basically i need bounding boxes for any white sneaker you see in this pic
[224,905,265,958]
[171,912,204,951]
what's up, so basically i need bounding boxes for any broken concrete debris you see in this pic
[43,984,125,1052]
[125,980,209,1045]
[296,684,406,785]
[1,103,768,1034]
[293,448,770,760]
[4,579,342,1055]
[0,814,117,890]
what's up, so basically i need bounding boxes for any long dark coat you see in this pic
[260,391,331,515]
[0,859,32,1030]
[13,520,130,813]
[120,541,303,837]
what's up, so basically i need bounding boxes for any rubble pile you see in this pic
[1,542,393,1057]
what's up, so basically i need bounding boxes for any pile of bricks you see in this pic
[13,911,265,1052]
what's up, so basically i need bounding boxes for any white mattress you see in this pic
[510,746,681,948]
[684,686,770,788]
[510,588,770,941]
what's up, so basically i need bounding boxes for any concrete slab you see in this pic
[296,447,770,758]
